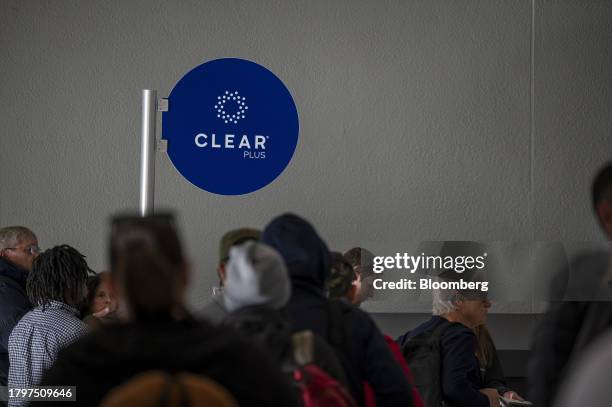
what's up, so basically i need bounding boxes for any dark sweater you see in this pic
[0,258,31,387]
[40,318,299,407]
[397,316,489,407]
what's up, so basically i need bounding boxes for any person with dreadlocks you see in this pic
[7,245,90,403]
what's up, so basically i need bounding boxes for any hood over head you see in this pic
[261,213,331,288]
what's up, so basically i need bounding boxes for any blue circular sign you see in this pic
[162,58,299,195]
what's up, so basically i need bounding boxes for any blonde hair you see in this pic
[474,324,496,368]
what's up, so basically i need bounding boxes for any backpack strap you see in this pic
[292,331,315,366]
[402,319,460,407]
[0,275,27,298]
[400,318,461,361]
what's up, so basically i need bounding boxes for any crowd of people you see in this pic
[0,161,611,407]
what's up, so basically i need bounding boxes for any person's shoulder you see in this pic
[189,320,257,352]
[331,299,367,317]
[437,323,479,357]
[33,307,85,332]
[331,300,377,328]
[0,280,28,305]
[56,315,88,339]
[182,321,285,370]
[183,318,233,339]
[7,314,31,344]
[444,321,474,335]
[440,321,476,343]
[48,322,138,376]
[10,308,37,330]
[0,278,10,293]
[130,318,243,357]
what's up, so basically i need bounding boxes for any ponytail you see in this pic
[110,214,187,320]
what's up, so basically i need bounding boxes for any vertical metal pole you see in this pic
[140,89,157,217]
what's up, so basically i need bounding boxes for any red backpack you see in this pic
[290,331,357,407]
[223,306,356,406]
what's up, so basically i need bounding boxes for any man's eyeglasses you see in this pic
[4,245,41,255]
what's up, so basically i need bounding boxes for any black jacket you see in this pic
[0,258,31,386]
[262,214,414,407]
[40,318,299,407]
[223,305,350,389]
[398,316,489,407]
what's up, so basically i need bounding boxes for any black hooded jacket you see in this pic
[262,214,414,407]
[0,257,31,386]
[40,318,299,407]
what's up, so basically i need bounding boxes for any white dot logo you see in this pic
[213,90,248,124]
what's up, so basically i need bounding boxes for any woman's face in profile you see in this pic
[91,276,117,314]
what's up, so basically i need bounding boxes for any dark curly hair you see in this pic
[27,245,92,309]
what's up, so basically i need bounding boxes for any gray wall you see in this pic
[1,0,610,349]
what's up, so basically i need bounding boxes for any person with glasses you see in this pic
[0,226,39,389]
[198,227,261,325]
